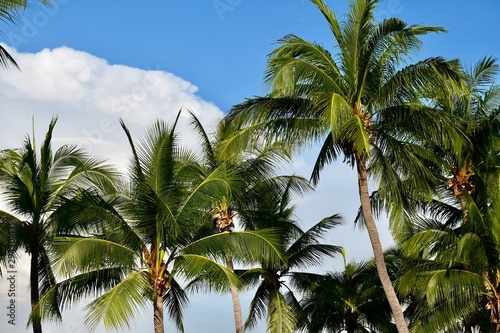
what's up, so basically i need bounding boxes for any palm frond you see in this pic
[187,109,217,165]
[309,0,344,50]
[0,210,23,275]
[424,269,483,313]
[182,229,286,267]
[267,35,345,96]
[227,96,325,148]
[84,270,152,332]
[173,254,243,292]
[163,278,189,333]
[120,119,144,181]
[287,214,342,267]
[52,237,139,277]
[266,291,299,333]
[470,55,499,91]
[338,115,371,157]
[245,280,272,330]
[0,44,20,69]
[29,267,126,325]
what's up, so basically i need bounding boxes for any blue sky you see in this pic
[7,0,500,111]
[0,1,499,333]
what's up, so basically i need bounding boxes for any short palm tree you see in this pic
[226,1,464,331]
[237,176,342,333]
[31,114,286,333]
[0,117,117,333]
[398,187,500,333]
[301,259,397,333]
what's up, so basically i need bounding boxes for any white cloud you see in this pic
[0,45,224,167]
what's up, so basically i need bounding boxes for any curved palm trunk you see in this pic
[226,252,244,333]
[153,294,165,333]
[30,246,42,333]
[355,158,408,333]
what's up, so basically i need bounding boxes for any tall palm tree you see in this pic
[0,117,118,333]
[31,115,286,333]
[0,0,51,69]
[226,1,464,331]
[301,259,397,333]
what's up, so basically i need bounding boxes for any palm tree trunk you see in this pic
[230,282,244,333]
[226,253,244,333]
[346,317,357,333]
[153,294,165,333]
[490,298,500,333]
[30,246,42,333]
[355,158,408,333]
[497,300,500,333]
[490,315,500,333]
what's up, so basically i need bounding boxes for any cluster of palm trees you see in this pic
[0,112,339,333]
[0,0,499,332]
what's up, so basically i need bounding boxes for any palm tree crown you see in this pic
[188,109,311,333]
[301,259,397,333]
[236,172,342,333]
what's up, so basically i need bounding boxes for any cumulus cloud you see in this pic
[0,45,224,166]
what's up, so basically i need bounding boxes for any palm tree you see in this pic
[397,188,500,333]
[396,57,500,333]
[393,56,500,235]
[438,56,500,209]
[301,259,397,333]
[0,117,118,333]
[188,110,307,333]
[236,175,342,333]
[225,1,464,331]
[0,0,51,69]
[31,114,286,333]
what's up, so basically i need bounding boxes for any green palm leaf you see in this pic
[84,270,152,332]
[174,254,243,291]
[266,292,297,333]
[52,237,139,276]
